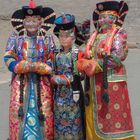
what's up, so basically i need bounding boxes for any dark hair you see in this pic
[18,74,24,119]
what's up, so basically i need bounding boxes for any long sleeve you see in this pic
[4,33,31,74]
[4,32,18,72]
[98,28,128,69]
[45,35,56,68]
[111,28,128,60]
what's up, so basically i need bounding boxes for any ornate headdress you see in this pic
[11,0,56,36]
[93,0,128,29]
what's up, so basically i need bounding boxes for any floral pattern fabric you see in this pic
[4,33,54,140]
[52,46,85,140]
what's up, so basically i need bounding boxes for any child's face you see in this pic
[23,16,42,35]
[59,30,75,49]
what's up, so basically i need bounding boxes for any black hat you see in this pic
[75,19,90,46]
[53,14,89,46]
[93,0,128,29]
[96,1,120,12]
[22,6,43,16]
[11,0,56,36]
[53,14,75,37]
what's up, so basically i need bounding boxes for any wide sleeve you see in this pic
[4,32,18,72]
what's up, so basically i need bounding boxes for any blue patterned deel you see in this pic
[21,74,43,140]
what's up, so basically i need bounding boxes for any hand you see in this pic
[77,58,102,77]
[83,59,97,77]
[76,58,88,74]
[51,75,70,86]
[31,62,52,75]
[14,60,31,74]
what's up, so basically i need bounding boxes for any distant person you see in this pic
[77,0,136,140]
[4,0,56,139]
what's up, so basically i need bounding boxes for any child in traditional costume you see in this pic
[51,14,85,140]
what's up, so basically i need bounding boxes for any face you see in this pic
[98,14,117,31]
[23,16,42,35]
[58,30,75,50]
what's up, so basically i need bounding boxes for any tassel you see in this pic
[29,0,36,9]
[18,106,24,119]
[38,111,45,121]
[85,94,90,106]
[36,74,45,125]
[102,92,109,103]
[38,110,45,126]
